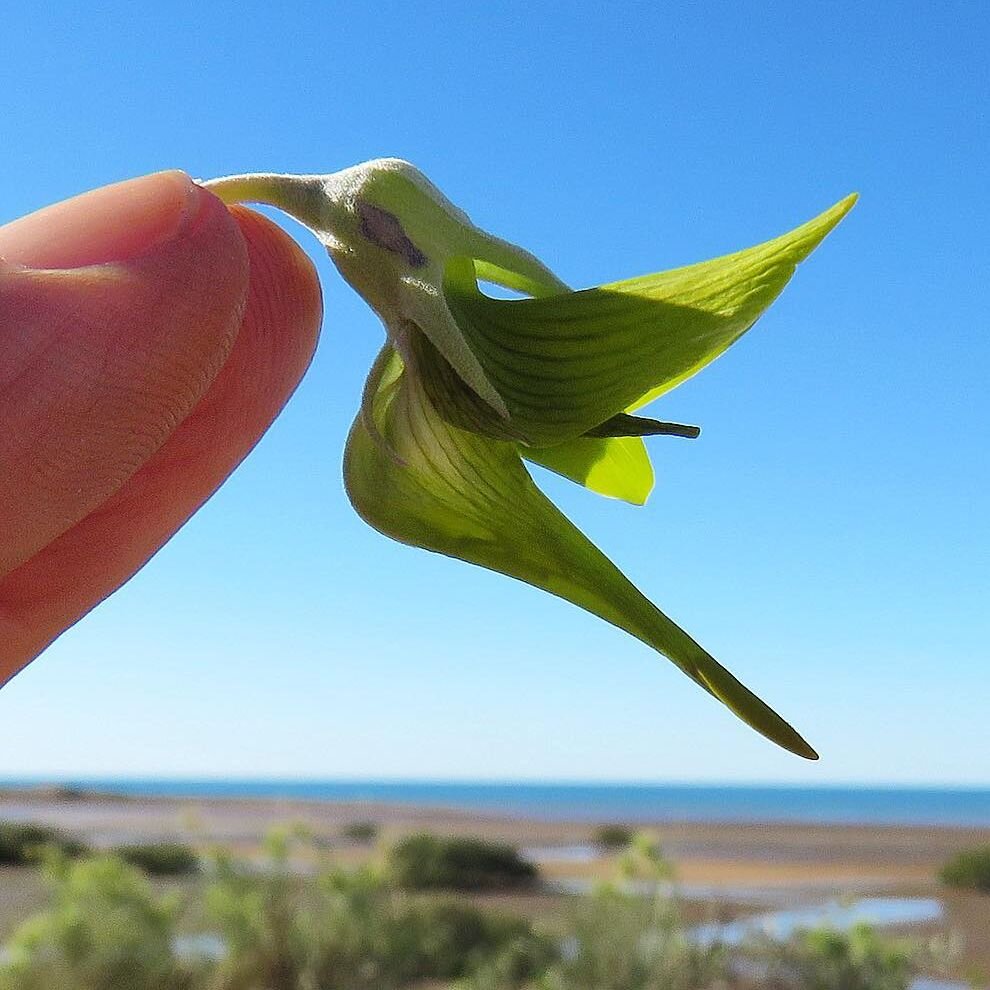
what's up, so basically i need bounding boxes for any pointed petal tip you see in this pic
[753,719,819,761]
[770,721,819,760]
[826,191,859,225]
[764,721,819,761]
[757,191,857,273]
[791,736,820,761]
[758,720,818,761]
[820,191,859,231]
[488,389,511,419]
[468,373,510,418]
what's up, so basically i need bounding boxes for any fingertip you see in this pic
[0,170,206,269]
[227,203,324,380]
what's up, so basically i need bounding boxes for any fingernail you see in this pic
[0,171,206,270]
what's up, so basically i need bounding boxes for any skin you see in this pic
[0,171,323,686]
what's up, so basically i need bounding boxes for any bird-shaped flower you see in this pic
[206,160,856,759]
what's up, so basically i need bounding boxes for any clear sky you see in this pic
[0,1,987,784]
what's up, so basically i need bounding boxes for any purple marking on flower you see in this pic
[356,200,428,268]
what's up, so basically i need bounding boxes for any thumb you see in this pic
[0,171,250,577]
[0,176,322,687]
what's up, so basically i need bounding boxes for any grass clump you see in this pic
[112,842,200,877]
[939,844,990,892]
[387,833,538,892]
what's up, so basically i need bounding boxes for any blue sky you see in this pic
[0,1,987,784]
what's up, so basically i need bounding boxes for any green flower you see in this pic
[206,160,855,758]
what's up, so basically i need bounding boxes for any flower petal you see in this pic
[523,436,655,505]
[441,195,857,445]
[345,349,817,759]
[396,275,510,418]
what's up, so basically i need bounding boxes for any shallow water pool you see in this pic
[691,895,944,946]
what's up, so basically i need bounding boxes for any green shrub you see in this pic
[203,829,426,990]
[203,844,315,990]
[617,833,673,885]
[0,854,191,990]
[939,844,990,892]
[466,884,724,990]
[410,900,553,981]
[0,822,87,865]
[341,820,379,843]
[112,842,199,877]
[387,834,537,891]
[593,824,634,851]
[750,922,920,990]
[203,834,545,990]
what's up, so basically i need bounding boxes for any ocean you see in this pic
[2,779,989,827]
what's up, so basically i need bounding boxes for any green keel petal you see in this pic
[523,436,655,505]
[441,195,857,445]
[345,349,818,759]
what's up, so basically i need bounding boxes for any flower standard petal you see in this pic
[437,194,858,446]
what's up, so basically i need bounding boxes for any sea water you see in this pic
[4,779,989,827]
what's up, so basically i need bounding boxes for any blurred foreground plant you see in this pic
[748,922,933,990]
[0,853,191,990]
[207,161,855,757]
[201,829,547,989]
[465,883,726,990]
[0,835,952,990]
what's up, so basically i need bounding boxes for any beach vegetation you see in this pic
[0,822,87,865]
[527,884,725,990]
[749,922,921,990]
[939,844,990,893]
[616,833,673,885]
[592,825,634,851]
[0,853,192,990]
[201,833,549,989]
[340,821,378,844]
[112,842,200,877]
[386,833,538,891]
[0,830,947,990]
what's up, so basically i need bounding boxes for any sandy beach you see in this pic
[1,786,987,981]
